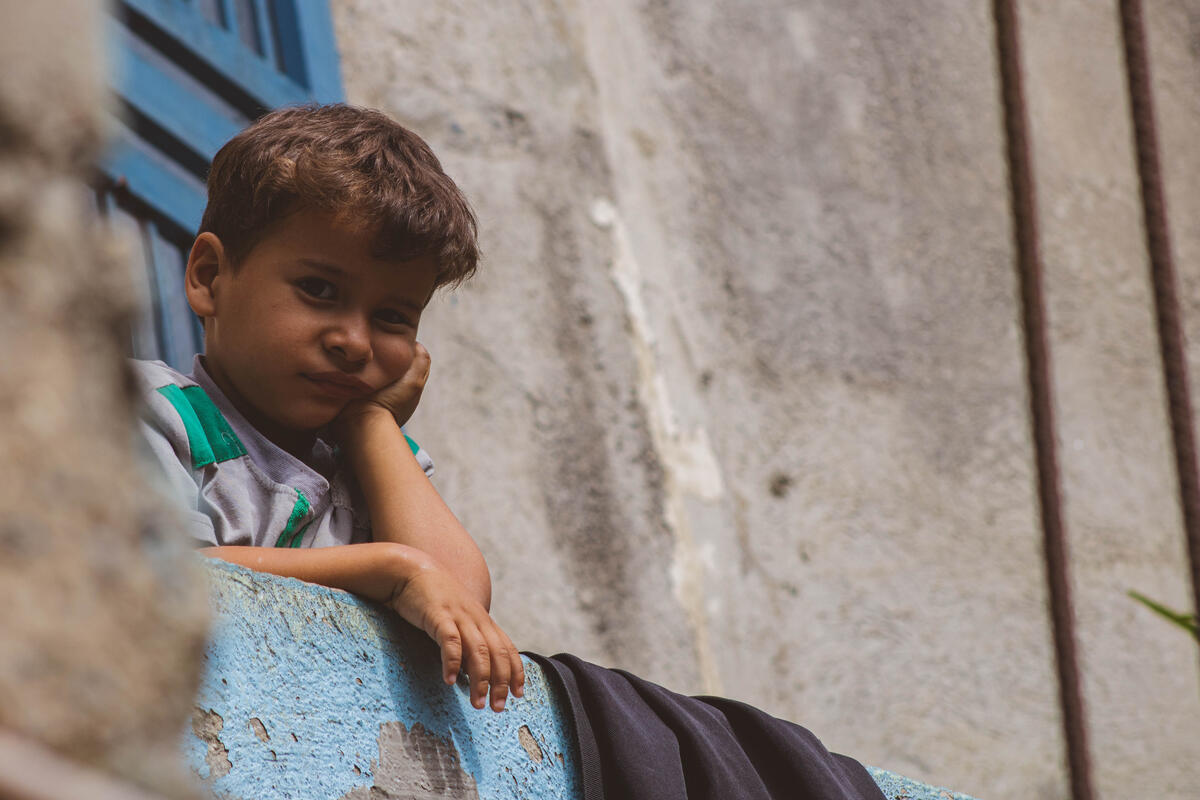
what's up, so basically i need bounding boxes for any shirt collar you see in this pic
[189,355,336,501]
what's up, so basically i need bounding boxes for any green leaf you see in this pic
[1128,590,1199,640]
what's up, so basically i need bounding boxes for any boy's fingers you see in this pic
[461,623,491,709]
[511,650,526,698]
[427,608,522,712]
[432,618,462,684]
[485,630,512,712]
[410,344,431,384]
[488,626,523,699]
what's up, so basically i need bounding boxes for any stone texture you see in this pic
[332,1,1200,797]
[0,1,208,795]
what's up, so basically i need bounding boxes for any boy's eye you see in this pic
[374,309,412,328]
[296,277,336,300]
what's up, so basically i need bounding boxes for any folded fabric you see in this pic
[526,653,885,800]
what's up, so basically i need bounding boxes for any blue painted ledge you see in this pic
[186,560,980,800]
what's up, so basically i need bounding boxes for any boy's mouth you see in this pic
[303,372,374,399]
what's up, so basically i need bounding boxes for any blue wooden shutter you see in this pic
[100,0,344,368]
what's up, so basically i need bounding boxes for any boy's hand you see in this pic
[367,342,430,427]
[336,343,431,436]
[388,557,525,712]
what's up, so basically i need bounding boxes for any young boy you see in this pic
[133,104,523,713]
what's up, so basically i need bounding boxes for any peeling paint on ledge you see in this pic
[185,560,980,800]
[186,560,581,799]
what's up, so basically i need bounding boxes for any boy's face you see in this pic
[185,208,437,453]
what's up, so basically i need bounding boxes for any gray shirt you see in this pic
[133,356,435,548]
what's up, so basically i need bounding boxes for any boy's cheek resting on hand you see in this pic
[333,342,432,436]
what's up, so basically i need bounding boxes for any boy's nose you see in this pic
[322,319,372,364]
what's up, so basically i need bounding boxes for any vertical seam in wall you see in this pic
[590,198,724,696]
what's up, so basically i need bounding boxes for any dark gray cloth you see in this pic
[527,653,885,800]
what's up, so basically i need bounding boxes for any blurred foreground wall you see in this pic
[333,1,1200,797]
[0,0,208,795]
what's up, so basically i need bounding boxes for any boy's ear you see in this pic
[185,232,227,318]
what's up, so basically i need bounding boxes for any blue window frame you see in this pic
[99,0,344,369]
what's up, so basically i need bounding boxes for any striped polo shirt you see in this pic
[133,356,434,549]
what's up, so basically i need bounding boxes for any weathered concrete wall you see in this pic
[0,1,208,795]
[190,559,978,800]
[332,1,1200,798]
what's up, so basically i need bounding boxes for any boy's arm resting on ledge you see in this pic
[339,402,493,612]
[199,542,417,604]
[200,543,523,711]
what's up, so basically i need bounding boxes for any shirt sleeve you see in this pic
[135,416,219,547]
[400,426,436,478]
[130,362,220,548]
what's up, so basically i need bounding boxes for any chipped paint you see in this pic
[190,707,232,781]
[339,721,480,799]
[248,717,270,743]
[186,560,582,799]
[517,726,544,764]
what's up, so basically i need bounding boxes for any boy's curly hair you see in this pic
[199,103,478,289]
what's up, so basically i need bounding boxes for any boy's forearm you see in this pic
[202,541,524,711]
[342,409,492,609]
[199,542,424,604]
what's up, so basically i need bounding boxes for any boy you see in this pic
[134,104,523,713]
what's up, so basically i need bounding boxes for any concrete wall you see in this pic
[0,1,209,796]
[332,1,1200,798]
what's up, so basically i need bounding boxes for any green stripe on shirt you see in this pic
[180,385,247,463]
[155,383,247,469]
[156,384,215,469]
[275,489,311,548]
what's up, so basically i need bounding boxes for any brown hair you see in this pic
[199,103,478,289]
